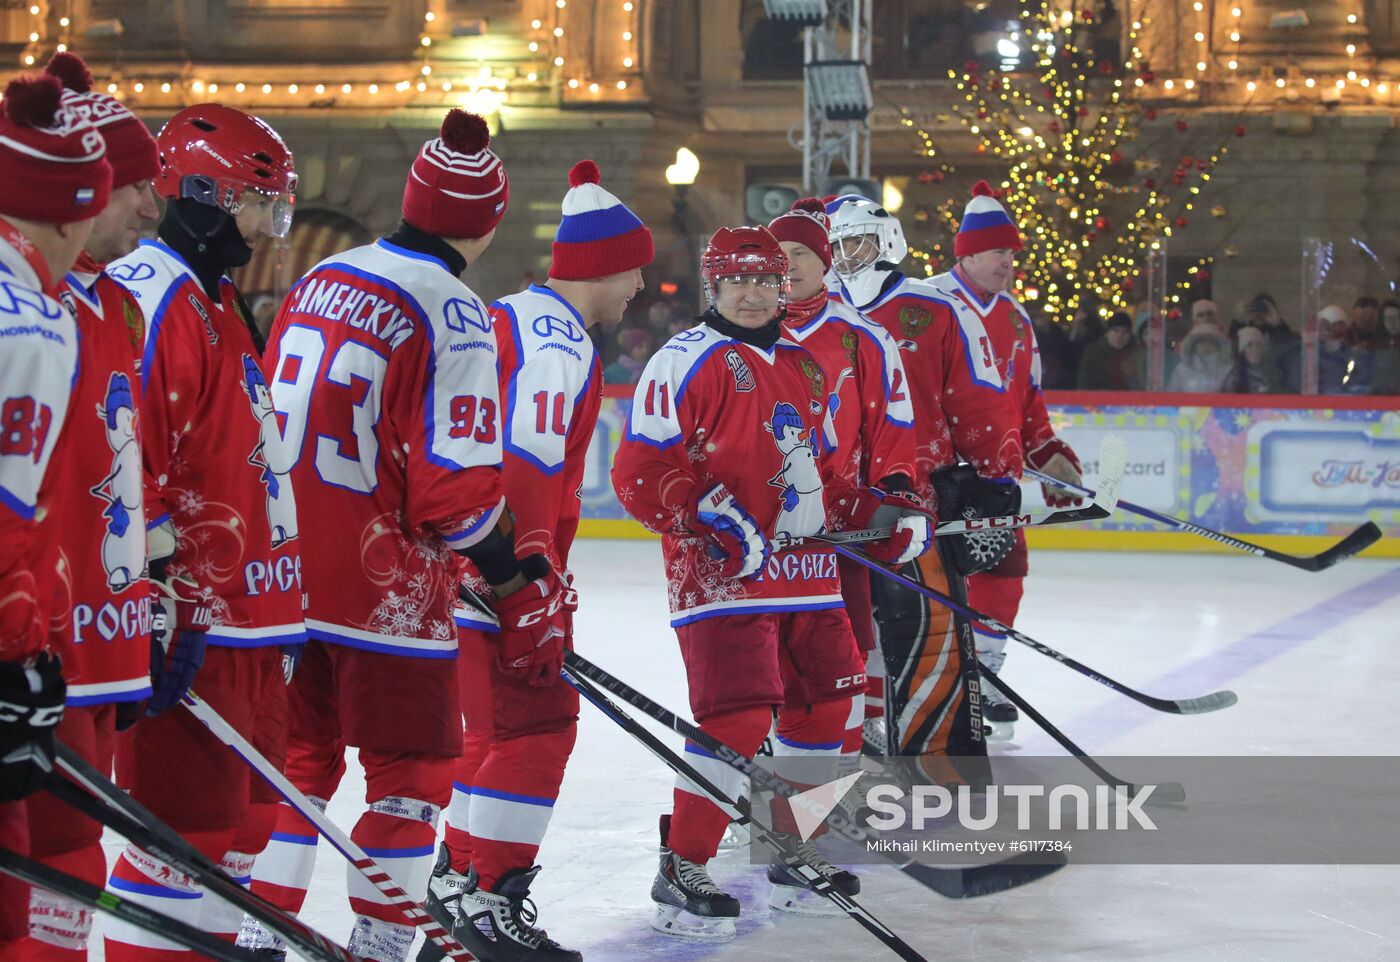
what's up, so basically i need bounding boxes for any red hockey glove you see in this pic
[144,576,213,719]
[695,483,771,579]
[842,487,934,565]
[493,554,568,687]
[1026,437,1084,508]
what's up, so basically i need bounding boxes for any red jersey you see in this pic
[109,240,305,647]
[783,294,916,490]
[0,221,77,661]
[856,270,1042,483]
[37,264,154,704]
[265,238,506,656]
[611,321,848,627]
[455,285,602,633]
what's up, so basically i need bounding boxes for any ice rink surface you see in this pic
[104,539,1400,961]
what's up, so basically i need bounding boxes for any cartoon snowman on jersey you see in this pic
[241,354,299,548]
[766,401,826,539]
[90,372,145,592]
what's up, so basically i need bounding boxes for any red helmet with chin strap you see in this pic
[155,103,297,236]
[700,226,790,305]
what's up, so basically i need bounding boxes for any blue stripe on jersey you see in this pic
[0,483,36,520]
[441,499,503,547]
[623,339,728,450]
[669,598,845,628]
[139,277,192,394]
[497,301,564,475]
[205,628,308,648]
[949,270,999,313]
[683,742,720,760]
[66,686,151,707]
[554,206,645,243]
[306,625,457,658]
[145,512,170,531]
[846,320,915,427]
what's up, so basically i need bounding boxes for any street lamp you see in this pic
[665,147,701,309]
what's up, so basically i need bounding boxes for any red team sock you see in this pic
[442,728,492,875]
[104,828,233,962]
[445,726,576,891]
[771,699,851,838]
[668,706,772,864]
[344,752,452,962]
[18,845,104,962]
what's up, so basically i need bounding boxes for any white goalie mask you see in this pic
[827,199,908,309]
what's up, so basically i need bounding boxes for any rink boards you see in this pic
[577,388,1399,558]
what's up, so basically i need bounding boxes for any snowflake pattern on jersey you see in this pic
[360,512,458,640]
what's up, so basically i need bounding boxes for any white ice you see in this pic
[99,540,1400,961]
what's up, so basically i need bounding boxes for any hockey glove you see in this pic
[1026,437,1084,508]
[842,486,934,566]
[695,483,771,580]
[930,465,1021,576]
[493,554,568,688]
[0,651,65,802]
[146,577,212,717]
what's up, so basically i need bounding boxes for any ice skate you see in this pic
[861,714,888,756]
[716,819,751,853]
[981,677,1018,741]
[650,816,739,940]
[767,838,860,916]
[418,844,581,962]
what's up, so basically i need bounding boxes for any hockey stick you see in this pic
[774,502,1115,550]
[562,650,1065,899]
[978,670,1187,805]
[1027,467,1383,572]
[563,667,931,962]
[831,544,1236,716]
[49,744,357,962]
[0,848,261,962]
[180,691,475,960]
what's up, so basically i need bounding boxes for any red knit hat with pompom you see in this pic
[402,109,508,239]
[549,159,652,280]
[767,197,832,271]
[45,52,159,189]
[0,72,111,223]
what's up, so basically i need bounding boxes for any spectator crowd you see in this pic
[594,285,1400,396]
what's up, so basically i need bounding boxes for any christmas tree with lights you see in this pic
[901,0,1246,325]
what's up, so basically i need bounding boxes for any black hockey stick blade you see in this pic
[1295,521,1383,571]
[0,848,261,962]
[563,651,1066,899]
[45,769,358,962]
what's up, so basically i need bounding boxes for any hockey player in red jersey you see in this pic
[943,183,1083,738]
[828,194,1022,772]
[0,71,111,957]
[767,198,918,771]
[420,159,652,962]
[611,226,931,938]
[103,103,305,961]
[15,53,161,962]
[241,110,567,962]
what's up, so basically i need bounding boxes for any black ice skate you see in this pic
[650,815,739,940]
[980,676,1018,741]
[766,837,860,916]
[417,844,581,962]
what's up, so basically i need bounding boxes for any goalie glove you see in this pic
[0,652,65,802]
[930,465,1021,576]
[695,483,771,579]
[1026,436,1084,508]
[145,575,212,717]
[493,554,568,688]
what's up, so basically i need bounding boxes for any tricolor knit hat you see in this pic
[768,197,832,271]
[403,109,508,239]
[550,160,653,280]
[954,180,1022,258]
[45,52,159,189]
[0,73,111,223]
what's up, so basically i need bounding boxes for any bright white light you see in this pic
[996,37,1020,59]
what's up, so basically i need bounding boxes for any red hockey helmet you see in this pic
[700,225,790,306]
[155,103,297,237]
